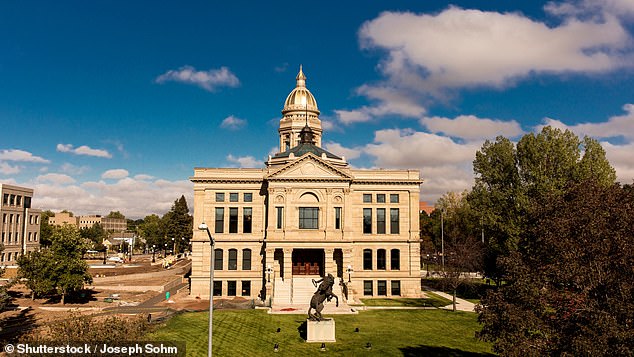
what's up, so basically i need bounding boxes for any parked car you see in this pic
[107,256,124,263]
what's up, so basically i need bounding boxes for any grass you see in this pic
[361,294,451,308]
[148,309,494,356]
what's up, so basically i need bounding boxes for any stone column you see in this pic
[265,248,275,304]
[343,248,354,302]
[324,248,335,277]
[283,248,293,281]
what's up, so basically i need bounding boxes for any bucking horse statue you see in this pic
[307,273,339,321]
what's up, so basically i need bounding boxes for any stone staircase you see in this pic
[271,276,357,315]
[272,277,291,305]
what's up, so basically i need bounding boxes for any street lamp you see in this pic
[198,222,215,357]
[172,237,176,255]
[346,265,353,283]
[152,244,156,263]
[441,209,445,272]
[164,243,167,258]
[266,264,273,283]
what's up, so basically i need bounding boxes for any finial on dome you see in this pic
[296,65,306,87]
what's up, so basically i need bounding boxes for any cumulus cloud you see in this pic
[323,141,362,160]
[134,174,155,180]
[421,115,524,141]
[0,149,50,163]
[30,177,193,219]
[334,85,426,124]
[602,141,634,184]
[0,162,20,175]
[36,173,76,185]
[101,169,129,180]
[540,103,634,140]
[57,143,112,158]
[545,0,634,20]
[220,115,247,130]
[155,65,240,92]
[226,154,261,168]
[60,163,90,175]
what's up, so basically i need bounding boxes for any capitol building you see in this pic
[190,67,422,305]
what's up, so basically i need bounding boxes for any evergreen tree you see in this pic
[162,195,193,253]
[39,210,55,247]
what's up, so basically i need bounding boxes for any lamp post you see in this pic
[441,209,445,272]
[172,237,176,255]
[198,222,215,357]
[346,265,353,283]
[164,243,167,258]
[152,244,156,263]
[266,264,273,283]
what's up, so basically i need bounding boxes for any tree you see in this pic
[469,127,616,282]
[106,211,125,219]
[18,225,92,304]
[79,223,108,251]
[0,244,11,310]
[477,181,634,355]
[39,210,55,247]
[138,214,165,250]
[162,195,193,253]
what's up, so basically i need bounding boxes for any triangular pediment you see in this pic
[267,153,352,180]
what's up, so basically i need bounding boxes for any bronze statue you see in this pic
[308,273,339,321]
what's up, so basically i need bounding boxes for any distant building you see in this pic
[419,201,434,215]
[0,184,41,265]
[190,67,422,303]
[50,213,127,233]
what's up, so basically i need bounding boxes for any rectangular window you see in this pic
[2,214,5,223]
[276,207,283,229]
[2,194,8,205]
[214,249,223,270]
[390,194,399,203]
[299,207,319,229]
[391,281,401,296]
[363,249,372,270]
[242,249,251,270]
[228,249,238,270]
[1,232,4,243]
[376,208,386,234]
[9,195,15,205]
[363,208,372,234]
[229,193,239,202]
[213,281,222,296]
[390,209,400,234]
[377,280,387,296]
[242,281,251,296]
[377,194,386,203]
[334,207,341,230]
[363,280,373,296]
[377,249,386,270]
[244,193,253,202]
[215,208,224,233]
[227,281,236,296]
[229,208,238,233]
[363,194,372,203]
[243,208,252,234]
[16,196,21,206]
[215,193,225,202]
[391,249,400,270]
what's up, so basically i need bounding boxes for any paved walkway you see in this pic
[423,286,476,312]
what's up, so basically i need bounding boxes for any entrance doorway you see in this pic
[292,249,323,276]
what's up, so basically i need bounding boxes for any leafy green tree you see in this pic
[138,214,165,250]
[162,195,193,253]
[39,210,55,247]
[0,244,11,310]
[469,127,616,282]
[477,181,634,356]
[79,223,108,250]
[106,211,125,219]
[18,225,92,304]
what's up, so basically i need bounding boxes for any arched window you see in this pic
[242,249,252,270]
[228,249,238,270]
[363,249,372,270]
[214,249,223,270]
[391,249,400,270]
[377,249,386,270]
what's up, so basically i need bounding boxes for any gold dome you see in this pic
[283,65,319,115]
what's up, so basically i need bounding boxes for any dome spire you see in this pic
[296,64,306,87]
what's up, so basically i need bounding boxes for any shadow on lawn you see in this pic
[0,307,37,345]
[400,345,495,357]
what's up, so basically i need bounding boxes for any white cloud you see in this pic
[334,85,427,124]
[421,115,524,141]
[323,141,362,160]
[226,154,261,168]
[30,177,193,219]
[601,141,634,184]
[60,163,90,175]
[134,174,155,180]
[36,173,76,185]
[155,65,240,92]
[101,169,129,180]
[220,115,247,130]
[0,162,20,175]
[540,103,634,140]
[56,143,112,158]
[0,149,49,163]
[545,0,634,20]
[359,7,631,94]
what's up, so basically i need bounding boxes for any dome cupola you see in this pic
[282,65,320,115]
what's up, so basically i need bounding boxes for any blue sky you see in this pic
[1,0,633,218]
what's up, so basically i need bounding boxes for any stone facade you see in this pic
[190,68,422,302]
[0,184,41,265]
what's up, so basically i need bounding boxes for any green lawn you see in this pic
[361,294,451,308]
[148,309,494,356]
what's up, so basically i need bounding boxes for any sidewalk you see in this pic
[423,286,476,312]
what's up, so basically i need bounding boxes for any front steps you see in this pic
[270,276,357,315]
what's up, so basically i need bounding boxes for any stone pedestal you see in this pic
[306,319,336,342]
